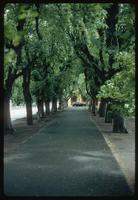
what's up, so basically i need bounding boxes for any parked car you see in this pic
[72,102,86,107]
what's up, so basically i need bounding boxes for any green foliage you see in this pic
[97,51,135,116]
[4,49,17,66]
[4,3,135,119]
[11,77,24,106]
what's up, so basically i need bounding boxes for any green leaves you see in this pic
[11,77,24,106]
[18,13,26,20]
[18,10,38,20]
[97,50,135,116]
[4,3,135,115]
[4,49,17,65]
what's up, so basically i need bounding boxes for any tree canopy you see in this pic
[4,3,135,131]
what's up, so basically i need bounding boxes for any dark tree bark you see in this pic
[51,100,54,113]
[4,18,26,132]
[98,98,107,117]
[58,97,64,110]
[105,102,112,123]
[112,111,128,133]
[88,98,92,111]
[91,98,96,116]
[54,99,57,112]
[37,99,45,118]
[52,97,57,113]
[4,67,23,133]
[105,4,119,47]
[22,66,33,125]
[54,102,57,112]
[58,101,62,110]
[45,100,50,115]
[24,100,33,125]
[41,101,45,117]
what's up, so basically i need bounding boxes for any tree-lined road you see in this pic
[4,108,132,196]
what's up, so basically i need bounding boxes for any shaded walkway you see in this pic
[4,107,132,196]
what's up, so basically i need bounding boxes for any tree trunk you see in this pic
[91,98,96,116]
[4,68,17,133]
[98,98,107,117]
[23,91,33,125]
[37,99,45,118]
[51,100,54,113]
[105,102,112,123]
[58,98,62,110]
[4,19,26,131]
[4,96,14,133]
[58,97,63,110]
[51,97,57,113]
[22,67,33,125]
[45,100,50,115]
[61,100,64,109]
[40,101,45,117]
[53,98,57,112]
[88,98,92,111]
[25,101,33,125]
[112,111,128,133]
[64,99,68,108]
[54,100,57,112]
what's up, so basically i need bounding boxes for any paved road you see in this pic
[4,107,132,196]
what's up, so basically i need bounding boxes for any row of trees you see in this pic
[4,3,135,133]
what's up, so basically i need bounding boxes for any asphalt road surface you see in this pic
[4,107,132,196]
